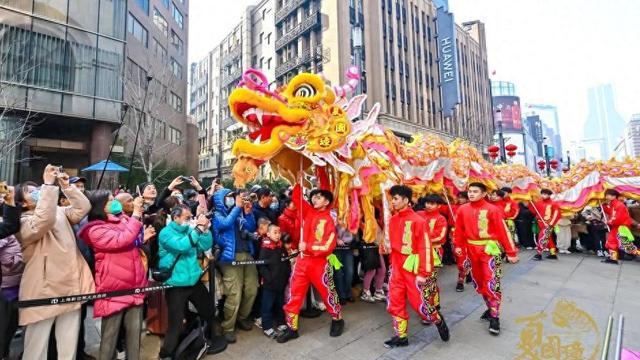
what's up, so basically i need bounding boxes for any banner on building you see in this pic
[492,96,523,132]
[436,7,460,118]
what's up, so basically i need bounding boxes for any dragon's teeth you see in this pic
[253,135,262,144]
[255,109,264,125]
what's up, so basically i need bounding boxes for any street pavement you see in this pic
[12,250,640,359]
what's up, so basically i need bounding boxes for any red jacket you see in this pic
[529,199,560,228]
[79,215,146,318]
[278,207,301,250]
[603,199,633,228]
[291,185,337,258]
[389,207,433,277]
[454,199,517,257]
[418,209,448,247]
[503,197,520,220]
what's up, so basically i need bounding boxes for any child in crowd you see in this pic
[258,225,291,338]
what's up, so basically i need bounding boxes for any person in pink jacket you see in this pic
[79,190,146,360]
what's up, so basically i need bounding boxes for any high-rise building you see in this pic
[126,0,197,175]
[617,114,640,158]
[526,103,562,159]
[581,84,626,160]
[193,0,494,180]
[0,0,127,182]
[0,0,196,183]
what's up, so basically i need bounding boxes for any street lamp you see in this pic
[566,150,571,170]
[495,108,506,163]
[543,137,551,178]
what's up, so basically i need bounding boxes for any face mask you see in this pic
[30,189,41,205]
[224,197,235,208]
[109,199,123,215]
[270,201,279,210]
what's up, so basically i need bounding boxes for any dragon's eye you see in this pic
[294,84,317,98]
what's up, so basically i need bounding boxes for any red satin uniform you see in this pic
[529,199,560,255]
[283,185,341,331]
[602,199,638,259]
[454,199,517,318]
[387,207,441,338]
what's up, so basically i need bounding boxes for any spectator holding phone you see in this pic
[79,190,147,360]
[15,165,93,360]
[212,189,257,343]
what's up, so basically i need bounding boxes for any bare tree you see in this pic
[122,55,185,183]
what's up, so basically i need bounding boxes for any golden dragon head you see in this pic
[229,67,367,186]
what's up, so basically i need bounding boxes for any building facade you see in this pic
[126,0,197,176]
[617,114,640,158]
[581,84,626,160]
[0,0,127,182]
[194,0,494,179]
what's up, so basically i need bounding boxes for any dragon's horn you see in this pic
[332,66,361,99]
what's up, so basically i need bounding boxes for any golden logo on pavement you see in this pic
[515,300,600,360]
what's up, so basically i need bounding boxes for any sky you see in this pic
[189,0,640,144]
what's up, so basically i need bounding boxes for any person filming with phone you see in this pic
[14,165,93,360]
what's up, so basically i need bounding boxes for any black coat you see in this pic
[0,204,20,239]
[252,205,278,225]
[258,243,290,291]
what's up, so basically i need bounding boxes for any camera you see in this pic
[179,176,192,183]
[205,211,214,220]
[0,181,8,196]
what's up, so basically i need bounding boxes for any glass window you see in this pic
[169,126,182,144]
[162,0,169,8]
[29,19,66,91]
[68,0,98,32]
[170,2,184,28]
[170,57,182,79]
[0,0,33,11]
[170,30,183,55]
[96,36,124,100]
[153,7,168,36]
[170,92,183,112]
[100,0,126,39]
[152,38,168,63]
[64,28,97,97]
[127,13,148,47]
[134,0,149,15]
[34,0,67,22]
[0,11,32,84]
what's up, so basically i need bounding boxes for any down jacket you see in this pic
[212,188,256,262]
[79,214,146,318]
[17,185,94,326]
[158,221,213,287]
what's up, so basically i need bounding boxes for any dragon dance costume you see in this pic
[454,199,517,319]
[602,199,639,260]
[387,207,444,339]
[283,185,342,333]
[529,199,560,256]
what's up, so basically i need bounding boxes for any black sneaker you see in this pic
[383,336,409,348]
[236,319,253,331]
[480,309,492,321]
[465,273,473,284]
[206,335,228,355]
[456,282,464,292]
[533,254,542,261]
[436,316,450,342]
[489,317,500,335]
[546,254,558,260]
[276,327,299,343]
[329,319,345,337]
[602,258,619,264]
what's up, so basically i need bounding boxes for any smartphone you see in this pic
[179,176,192,182]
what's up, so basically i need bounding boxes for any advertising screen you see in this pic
[493,96,523,132]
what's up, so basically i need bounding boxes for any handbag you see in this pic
[151,253,182,282]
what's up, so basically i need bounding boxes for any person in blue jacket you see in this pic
[212,188,258,343]
[158,204,220,359]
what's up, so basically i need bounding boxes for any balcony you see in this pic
[221,69,242,87]
[275,0,305,24]
[198,129,207,139]
[275,11,320,51]
[275,48,314,78]
[221,46,241,67]
[221,116,236,130]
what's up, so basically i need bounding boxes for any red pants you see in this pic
[387,265,441,337]
[467,244,503,318]
[454,245,470,283]
[536,225,557,255]
[283,256,341,330]
[606,226,640,260]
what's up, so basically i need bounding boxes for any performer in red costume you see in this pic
[384,186,449,348]
[452,191,472,292]
[277,175,344,343]
[601,189,640,264]
[529,189,560,260]
[454,182,518,335]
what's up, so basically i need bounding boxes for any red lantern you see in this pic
[537,160,546,170]
[505,144,518,152]
[507,151,517,157]
[550,159,559,170]
[487,145,500,153]
[489,152,499,160]
[562,166,570,173]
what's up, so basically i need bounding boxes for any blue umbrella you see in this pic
[82,160,129,172]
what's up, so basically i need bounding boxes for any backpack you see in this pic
[174,320,209,360]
